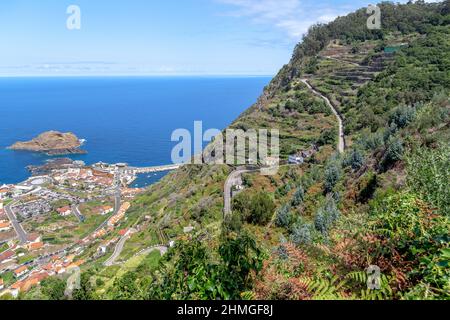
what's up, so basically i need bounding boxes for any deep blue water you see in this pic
[0,76,271,186]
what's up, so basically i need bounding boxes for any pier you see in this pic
[128,164,182,174]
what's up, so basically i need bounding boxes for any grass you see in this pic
[97,250,161,294]
[0,243,9,254]
[23,203,112,245]
[0,271,15,287]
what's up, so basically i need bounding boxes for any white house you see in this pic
[57,206,72,217]
[289,154,304,165]
[0,221,11,232]
[14,266,28,278]
[100,206,114,215]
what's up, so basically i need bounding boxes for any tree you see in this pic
[345,149,365,171]
[290,222,314,245]
[291,186,305,207]
[110,272,139,300]
[248,192,276,225]
[381,137,404,169]
[41,277,66,300]
[275,204,292,228]
[317,128,337,146]
[233,191,275,226]
[324,163,341,194]
[72,272,94,300]
[146,234,263,300]
[218,233,264,297]
[314,197,340,236]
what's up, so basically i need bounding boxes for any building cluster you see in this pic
[107,202,130,227]
[6,254,85,298]
[13,188,81,219]
[84,202,131,243]
[52,167,114,189]
[0,184,35,200]
[93,162,137,186]
[0,203,12,233]
[0,161,146,298]
[121,187,144,199]
[0,234,44,269]
[0,227,87,297]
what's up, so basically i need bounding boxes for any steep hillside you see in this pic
[22,1,450,300]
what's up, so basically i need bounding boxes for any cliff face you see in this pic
[8,131,86,155]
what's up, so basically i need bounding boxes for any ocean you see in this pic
[0,76,271,186]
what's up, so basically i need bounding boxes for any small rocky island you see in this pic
[8,131,87,156]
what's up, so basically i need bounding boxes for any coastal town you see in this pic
[0,159,163,298]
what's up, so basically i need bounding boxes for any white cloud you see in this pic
[217,0,343,40]
[217,0,444,42]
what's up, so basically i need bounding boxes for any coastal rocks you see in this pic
[27,158,85,176]
[8,131,87,156]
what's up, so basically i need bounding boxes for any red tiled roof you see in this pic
[27,233,40,242]
[0,250,14,262]
[57,206,71,213]
[14,266,28,275]
[28,242,44,250]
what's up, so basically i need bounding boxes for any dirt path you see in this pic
[301,79,345,153]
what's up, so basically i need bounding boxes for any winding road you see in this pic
[222,80,346,218]
[301,79,345,153]
[103,233,130,266]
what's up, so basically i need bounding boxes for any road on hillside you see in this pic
[223,167,261,217]
[4,202,28,244]
[103,233,130,267]
[72,205,85,223]
[301,79,345,153]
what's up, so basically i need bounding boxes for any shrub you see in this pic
[317,128,337,147]
[406,145,450,216]
[314,197,340,236]
[249,192,276,225]
[324,163,341,194]
[290,222,314,246]
[291,186,305,207]
[389,105,416,129]
[381,136,404,169]
[359,129,384,151]
[344,149,365,171]
[233,191,275,226]
[275,204,293,229]
[40,277,66,300]
[369,191,450,299]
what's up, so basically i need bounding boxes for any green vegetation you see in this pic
[232,191,275,226]
[40,277,66,300]
[22,1,450,301]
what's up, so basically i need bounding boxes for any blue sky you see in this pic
[0,0,438,76]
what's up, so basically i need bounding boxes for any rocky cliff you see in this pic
[8,131,86,155]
